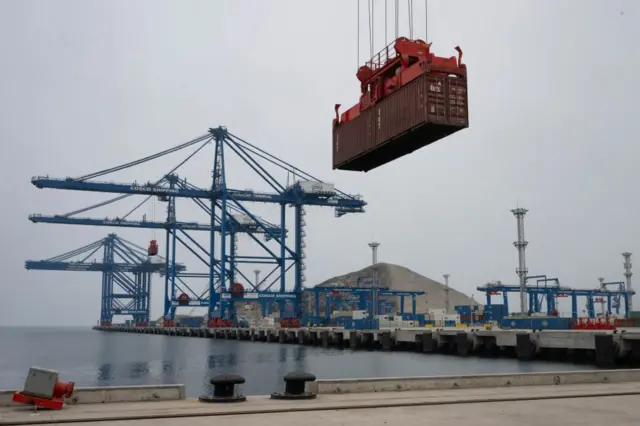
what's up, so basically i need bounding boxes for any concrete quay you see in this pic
[2,370,640,425]
[94,325,640,367]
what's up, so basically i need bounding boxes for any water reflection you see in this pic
[206,353,238,369]
[96,334,117,385]
[96,363,113,384]
[128,362,150,379]
[1,328,595,398]
[160,337,182,383]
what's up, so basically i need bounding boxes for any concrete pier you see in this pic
[93,325,640,367]
[2,370,640,425]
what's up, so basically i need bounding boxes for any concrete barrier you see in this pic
[309,369,640,394]
[0,384,185,406]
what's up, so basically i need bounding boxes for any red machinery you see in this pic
[177,293,190,306]
[12,368,75,410]
[164,319,176,327]
[281,318,301,328]
[571,317,616,330]
[100,320,112,327]
[335,37,465,126]
[208,318,233,328]
[147,239,158,256]
[230,282,245,298]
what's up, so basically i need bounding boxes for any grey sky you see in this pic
[0,0,637,326]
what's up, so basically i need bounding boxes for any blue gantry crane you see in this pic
[478,277,632,319]
[25,233,185,326]
[30,126,366,326]
[302,286,425,325]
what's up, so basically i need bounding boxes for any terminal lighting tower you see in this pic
[623,252,633,312]
[598,277,605,315]
[368,242,380,266]
[511,208,529,315]
[368,241,380,316]
[443,274,450,313]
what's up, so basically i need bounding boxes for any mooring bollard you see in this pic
[270,372,317,400]
[199,373,246,403]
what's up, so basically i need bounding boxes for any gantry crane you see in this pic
[25,233,184,326]
[478,279,632,319]
[30,126,366,326]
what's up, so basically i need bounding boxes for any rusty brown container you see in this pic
[333,72,469,172]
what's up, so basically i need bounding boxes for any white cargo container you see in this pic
[231,214,256,225]
[352,310,368,320]
[443,314,460,322]
[297,180,336,195]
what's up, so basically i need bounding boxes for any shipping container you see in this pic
[500,316,572,330]
[485,304,505,322]
[333,72,468,172]
[296,180,336,195]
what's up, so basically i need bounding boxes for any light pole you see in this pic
[443,274,450,313]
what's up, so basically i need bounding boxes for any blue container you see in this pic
[500,317,531,329]
[501,316,571,330]
[455,305,472,316]
[444,320,457,327]
[180,317,202,328]
[486,304,505,322]
[530,317,572,330]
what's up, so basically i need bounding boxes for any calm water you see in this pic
[0,327,595,397]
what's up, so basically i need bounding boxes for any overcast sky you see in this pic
[0,0,638,326]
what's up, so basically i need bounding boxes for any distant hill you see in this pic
[308,262,480,313]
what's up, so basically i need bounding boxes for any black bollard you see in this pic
[270,372,317,400]
[199,374,246,403]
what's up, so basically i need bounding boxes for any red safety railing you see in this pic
[365,41,398,71]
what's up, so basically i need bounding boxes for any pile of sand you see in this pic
[305,262,480,313]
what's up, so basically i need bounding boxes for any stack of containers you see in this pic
[428,308,446,326]
[484,304,506,323]
[455,305,472,325]
[443,314,460,327]
[345,318,380,330]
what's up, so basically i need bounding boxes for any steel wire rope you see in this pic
[357,0,360,69]
[226,132,360,200]
[61,138,211,218]
[72,133,210,181]
[119,139,211,220]
[368,0,374,58]
[408,0,414,39]
[425,0,428,41]
[395,0,399,39]
[385,0,388,45]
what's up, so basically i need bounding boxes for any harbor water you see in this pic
[0,326,596,397]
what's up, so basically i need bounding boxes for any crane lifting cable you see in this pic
[333,0,469,173]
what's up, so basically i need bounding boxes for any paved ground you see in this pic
[72,395,640,426]
[2,382,639,425]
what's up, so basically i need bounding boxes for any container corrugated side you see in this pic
[333,72,468,170]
